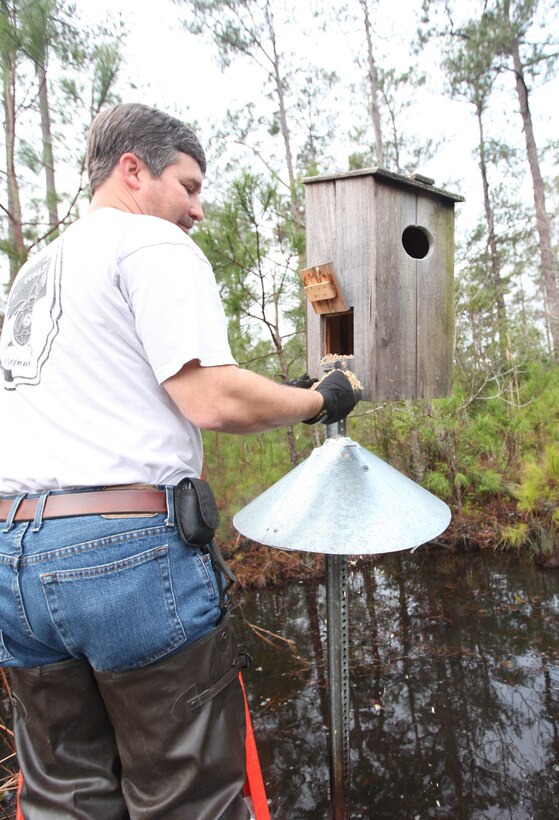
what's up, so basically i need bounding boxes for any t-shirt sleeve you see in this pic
[117,234,237,383]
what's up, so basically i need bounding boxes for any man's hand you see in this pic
[303,369,361,425]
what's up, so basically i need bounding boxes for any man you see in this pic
[0,103,358,819]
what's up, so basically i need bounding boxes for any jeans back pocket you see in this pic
[41,545,186,672]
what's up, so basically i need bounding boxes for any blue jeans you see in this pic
[0,488,222,671]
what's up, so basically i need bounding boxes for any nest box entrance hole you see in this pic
[402,225,432,260]
[323,310,354,356]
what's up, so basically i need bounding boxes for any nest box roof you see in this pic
[303,166,465,204]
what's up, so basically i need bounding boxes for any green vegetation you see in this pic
[203,362,559,572]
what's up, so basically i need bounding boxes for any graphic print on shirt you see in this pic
[1,245,63,389]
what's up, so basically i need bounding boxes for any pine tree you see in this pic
[0,0,122,295]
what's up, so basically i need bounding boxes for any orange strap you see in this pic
[240,673,270,820]
[15,770,24,820]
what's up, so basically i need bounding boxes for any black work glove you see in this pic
[303,369,361,425]
[286,373,318,389]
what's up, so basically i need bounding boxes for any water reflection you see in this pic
[232,552,559,819]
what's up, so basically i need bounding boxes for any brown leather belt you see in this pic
[0,489,167,523]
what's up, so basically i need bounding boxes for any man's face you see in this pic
[143,152,204,234]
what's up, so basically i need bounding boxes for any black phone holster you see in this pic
[173,477,220,548]
[173,478,236,623]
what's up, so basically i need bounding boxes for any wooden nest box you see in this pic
[302,168,464,402]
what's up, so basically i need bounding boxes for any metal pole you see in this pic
[326,553,351,819]
[325,417,351,819]
[233,367,452,818]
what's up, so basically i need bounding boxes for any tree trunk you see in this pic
[264,0,302,228]
[504,5,559,359]
[37,59,59,232]
[360,0,384,165]
[476,103,508,360]
[2,62,26,285]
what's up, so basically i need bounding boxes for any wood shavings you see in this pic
[342,370,363,391]
[318,354,363,390]
[320,354,355,367]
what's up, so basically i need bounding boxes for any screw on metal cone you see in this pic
[233,436,451,555]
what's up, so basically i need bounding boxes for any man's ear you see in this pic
[119,152,145,191]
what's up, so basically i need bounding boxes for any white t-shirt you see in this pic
[0,209,236,493]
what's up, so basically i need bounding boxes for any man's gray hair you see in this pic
[87,103,206,195]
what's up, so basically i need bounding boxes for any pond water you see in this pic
[232,551,559,820]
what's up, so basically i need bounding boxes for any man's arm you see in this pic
[163,360,325,434]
